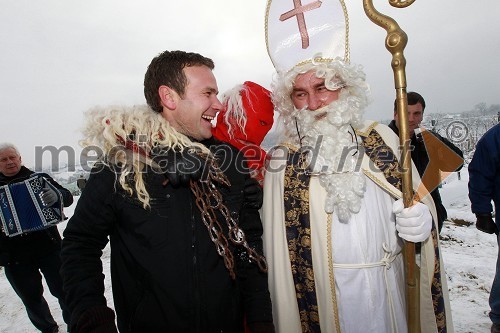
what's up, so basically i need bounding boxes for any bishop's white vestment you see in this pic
[261,121,454,333]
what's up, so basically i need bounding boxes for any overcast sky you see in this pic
[1,0,499,169]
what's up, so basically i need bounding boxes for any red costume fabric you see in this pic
[212,81,274,184]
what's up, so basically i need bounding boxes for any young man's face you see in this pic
[291,70,341,112]
[0,147,22,177]
[161,65,222,141]
[394,102,424,136]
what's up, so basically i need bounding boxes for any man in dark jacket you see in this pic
[0,143,73,333]
[388,91,464,232]
[469,123,500,333]
[60,50,274,333]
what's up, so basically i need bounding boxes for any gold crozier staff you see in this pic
[362,0,419,332]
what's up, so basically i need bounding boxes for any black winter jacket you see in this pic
[0,166,73,265]
[388,120,464,231]
[60,139,273,333]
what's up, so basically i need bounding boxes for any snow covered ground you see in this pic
[0,201,112,333]
[0,168,495,332]
[440,169,497,333]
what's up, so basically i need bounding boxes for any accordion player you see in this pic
[0,174,64,237]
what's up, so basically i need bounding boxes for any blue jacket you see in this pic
[469,124,500,219]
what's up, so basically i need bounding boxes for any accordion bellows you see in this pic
[0,174,64,237]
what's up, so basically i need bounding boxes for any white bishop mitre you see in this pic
[265,0,350,73]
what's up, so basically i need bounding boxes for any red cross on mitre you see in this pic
[279,0,323,49]
[266,0,349,73]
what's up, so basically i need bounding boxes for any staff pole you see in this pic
[362,1,420,332]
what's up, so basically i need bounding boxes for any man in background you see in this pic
[469,123,500,333]
[0,143,73,333]
[388,91,464,232]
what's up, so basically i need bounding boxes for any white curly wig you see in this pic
[271,58,371,145]
[80,104,210,208]
[270,58,372,223]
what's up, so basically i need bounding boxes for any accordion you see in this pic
[0,174,64,237]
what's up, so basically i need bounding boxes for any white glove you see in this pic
[393,199,432,243]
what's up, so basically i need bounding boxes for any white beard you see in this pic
[286,93,367,223]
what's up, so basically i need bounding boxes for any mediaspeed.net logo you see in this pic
[29,122,466,201]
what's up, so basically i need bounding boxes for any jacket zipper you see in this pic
[190,197,202,332]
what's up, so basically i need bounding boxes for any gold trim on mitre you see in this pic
[265,0,350,73]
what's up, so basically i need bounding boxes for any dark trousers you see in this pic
[4,250,70,332]
[491,235,500,326]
